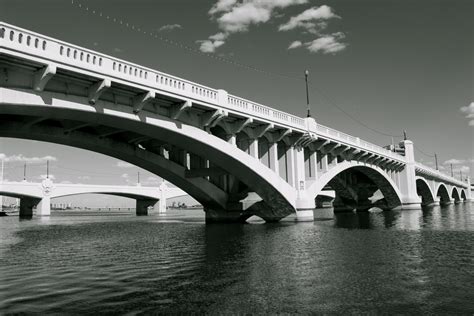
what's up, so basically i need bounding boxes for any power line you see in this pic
[414,146,435,158]
[309,84,404,138]
[70,0,406,141]
[70,0,302,81]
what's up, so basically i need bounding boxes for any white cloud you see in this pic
[113,47,123,53]
[460,102,474,126]
[196,39,225,53]
[305,33,346,54]
[288,40,302,49]
[209,0,238,15]
[60,180,72,184]
[443,159,465,165]
[0,154,57,163]
[279,5,339,33]
[159,24,182,32]
[116,161,134,168]
[199,0,308,52]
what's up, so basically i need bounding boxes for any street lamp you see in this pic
[304,70,311,117]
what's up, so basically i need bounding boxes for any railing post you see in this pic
[217,89,228,108]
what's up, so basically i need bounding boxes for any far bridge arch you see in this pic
[451,187,461,203]
[415,177,435,206]
[436,183,451,205]
[306,161,403,211]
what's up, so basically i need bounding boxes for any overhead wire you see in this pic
[70,0,405,141]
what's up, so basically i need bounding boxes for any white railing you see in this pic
[0,21,407,163]
[317,123,404,162]
[415,163,467,187]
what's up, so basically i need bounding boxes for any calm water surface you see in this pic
[1,204,473,314]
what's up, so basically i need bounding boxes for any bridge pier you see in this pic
[399,140,422,210]
[205,208,249,223]
[19,197,40,218]
[36,196,51,216]
[136,198,160,216]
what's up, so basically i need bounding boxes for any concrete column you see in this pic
[19,197,40,218]
[305,149,317,180]
[321,154,328,172]
[286,146,295,187]
[399,140,422,209]
[158,182,167,213]
[249,138,259,159]
[269,142,279,176]
[36,196,51,216]
[294,146,315,221]
[136,198,159,216]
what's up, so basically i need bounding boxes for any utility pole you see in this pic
[23,163,26,181]
[46,160,49,179]
[434,153,438,170]
[304,70,311,117]
[460,170,462,181]
[450,163,453,177]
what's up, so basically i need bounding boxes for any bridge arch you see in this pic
[451,187,461,203]
[415,177,435,206]
[460,189,467,201]
[435,183,450,204]
[0,96,296,221]
[306,161,402,210]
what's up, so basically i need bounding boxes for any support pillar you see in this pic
[399,140,422,209]
[136,198,159,216]
[36,196,51,216]
[249,138,259,159]
[19,197,40,218]
[286,146,295,187]
[158,182,167,213]
[269,142,279,176]
[294,146,315,222]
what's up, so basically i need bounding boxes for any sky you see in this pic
[0,0,473,206]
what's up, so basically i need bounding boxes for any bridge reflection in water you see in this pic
[0,203,472,314]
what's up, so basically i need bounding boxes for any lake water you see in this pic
[1,204,473,314]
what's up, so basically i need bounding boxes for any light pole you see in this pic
[304,70,311,117]
[450,163,453,177]
[434,153,438,170]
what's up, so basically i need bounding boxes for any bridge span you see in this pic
[0,179,187,217]
[0,22,471,222]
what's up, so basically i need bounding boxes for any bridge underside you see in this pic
[319,166,402,212]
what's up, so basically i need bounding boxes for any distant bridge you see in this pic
[0,179,187,216]
[0,22,471,223]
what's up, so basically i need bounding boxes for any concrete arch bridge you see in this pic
[0,180,187,216]
[0,22,471,222]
